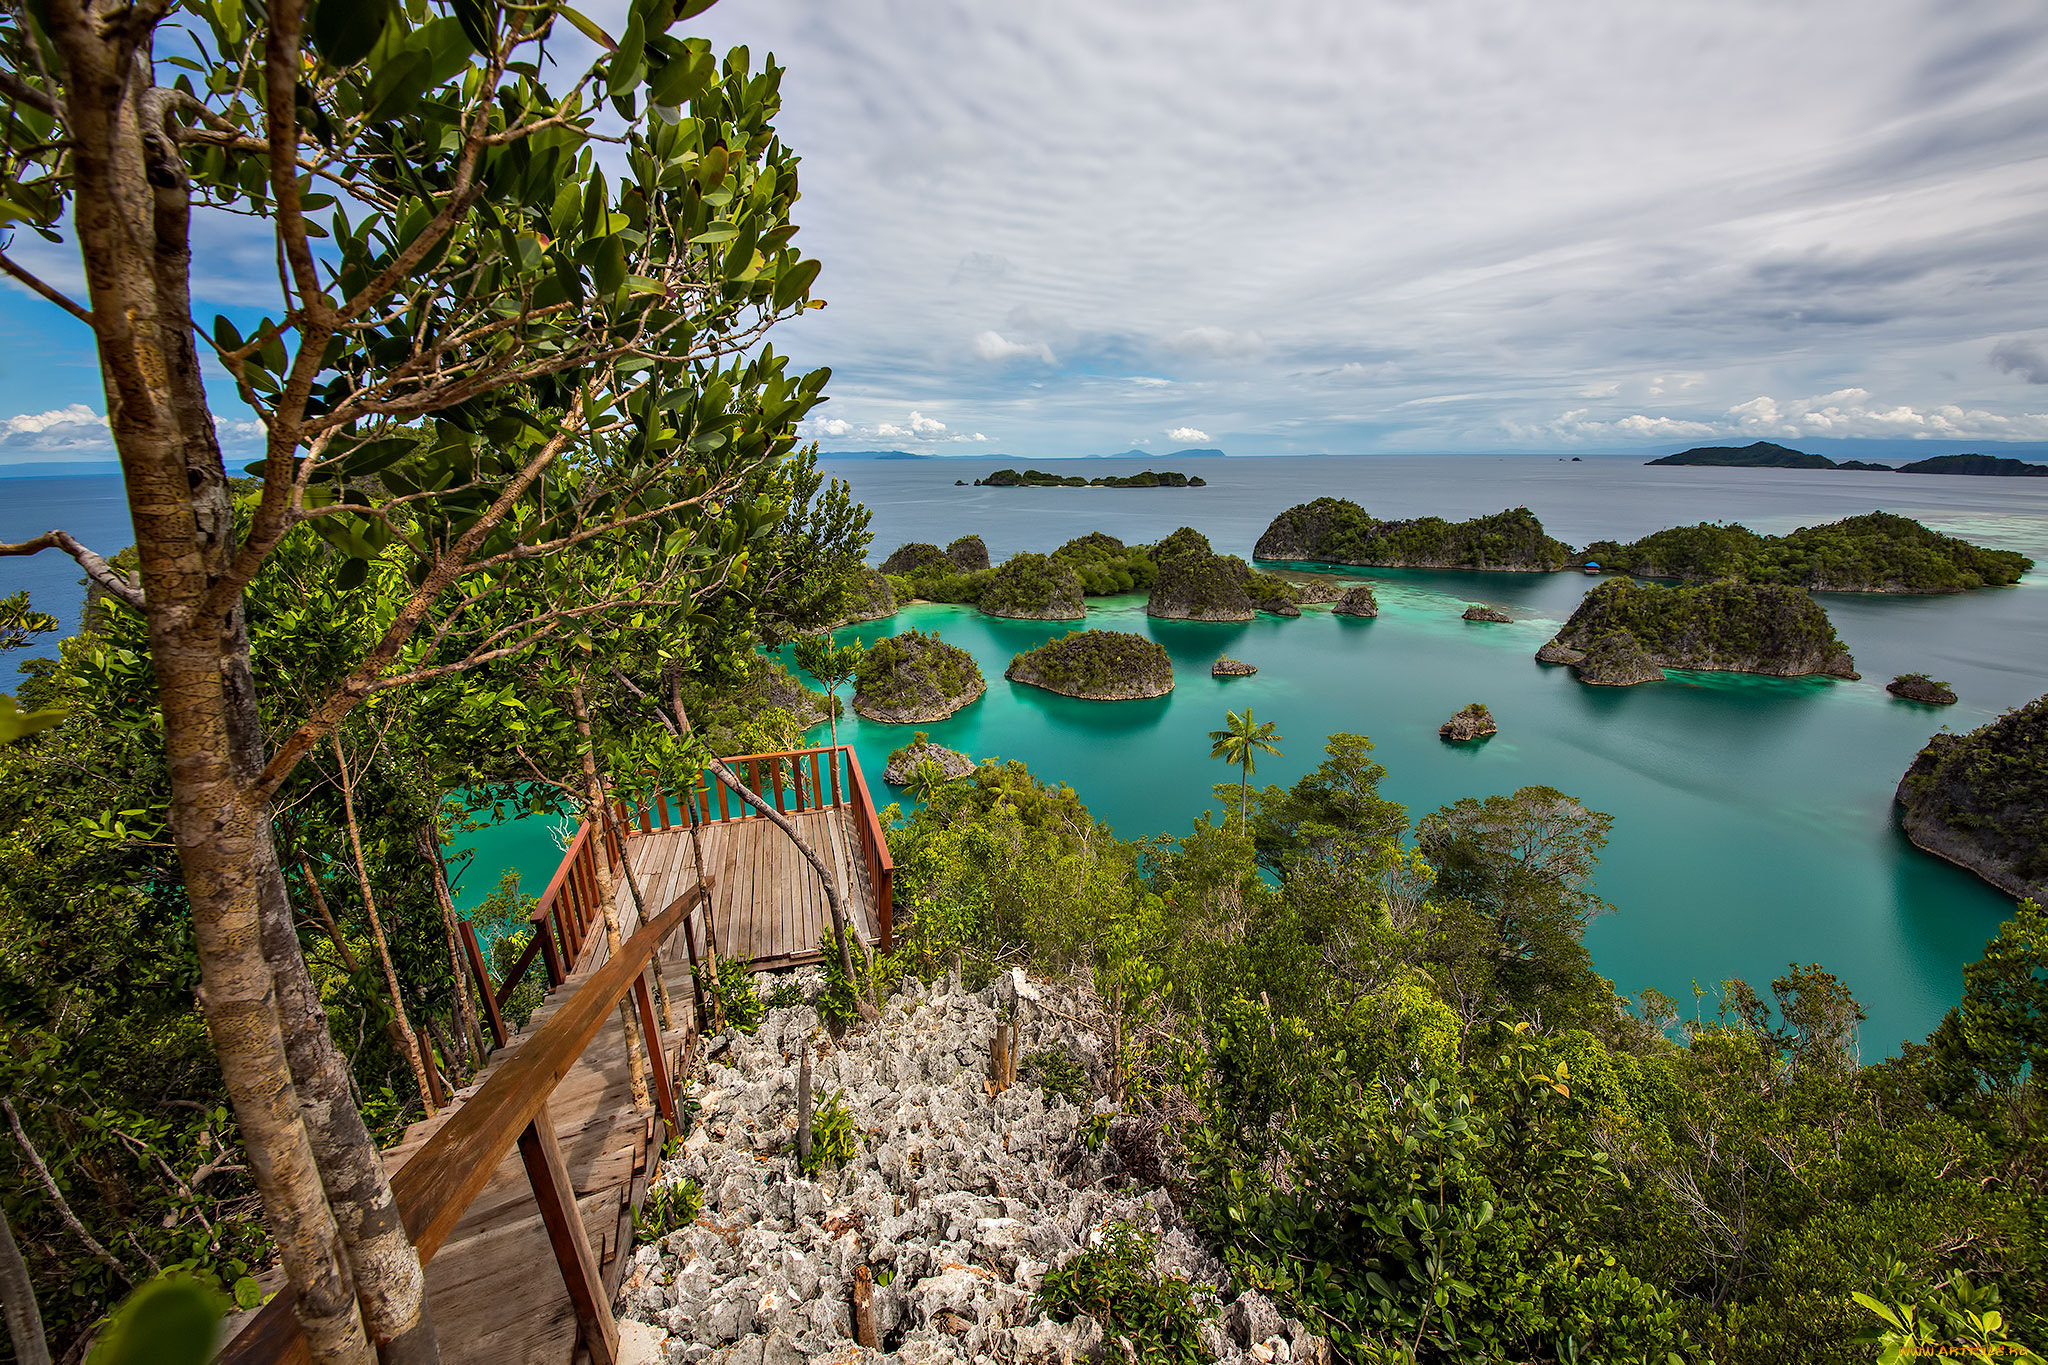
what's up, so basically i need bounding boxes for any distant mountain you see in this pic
[0,461,121,479]
[1895,453,2048,478]
[1647,441,1835,469]
[1086,447,1225,460]
[816,450,935,461]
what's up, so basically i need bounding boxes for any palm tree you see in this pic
[1209,707,1281,825]
[905,755,953,805]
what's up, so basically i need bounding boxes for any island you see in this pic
[1332,584,1380,617]
[830,565,898,626]
[977,551,1086,620]
[877,540,988,606]
[880,541,950,577]
[946,534,990,571]
[1576,512,2031,593]
[1646,441,1836,469]
[1887,673,1958,705]
[1254,500,1573,571]
[1145,528,1303,620]
[975,468,1207,488]
[1005,630,1175,699]
[1213,655,1256,676]
[1535,579,1859,684]
[1439,702,1498,742]
[882,732,975,785]
[852,629,987,722]
[1462,604,1512,623]
[1895,453,2048,477]
[1051,531,1159,596]
[1286,576,1347,605]
[1895,693,2048,901]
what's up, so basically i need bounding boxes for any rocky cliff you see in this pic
[1332,585,1379,617]
[1894,695,2048,903]
[833,567,899,627]
[978,553,1086,621]
[883,738,975,786]
[1539,579,1857,682]
[1146,550,1253,622]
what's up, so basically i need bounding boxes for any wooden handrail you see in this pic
[218,880,714,1365]
[839,747,896,951]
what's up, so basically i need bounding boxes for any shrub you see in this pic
[797,1089,859,1175]
[705,958,766,1034]
[1007,630,1173,697]
[1023,1047,1091,1106]
[633,1174,703,1239]
[1036,1222,1208,1365]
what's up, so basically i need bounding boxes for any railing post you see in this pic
[518,1101,620,1365]
[880,866,894,954]
[416,1023,449,1107]
[543,907,566,987]
[831,747,844,806]
[633,968,678,1138]
[461,921,509,1048]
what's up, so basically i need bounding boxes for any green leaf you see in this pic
[772,256,820,310]
[556,5,618,51]
[1852,1293,1905,1331]
[593,236,628,295]
[0,694,66,745]
[232,1276,263,1311]
[610,11,647,91]
[311,0,393,68]
[451,0,496,54]
[84,1272,226,1365]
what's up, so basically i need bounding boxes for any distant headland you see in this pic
[975,468,1206,488]
[1648,440,2048,476]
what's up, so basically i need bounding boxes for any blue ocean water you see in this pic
[7,455,2044,1051]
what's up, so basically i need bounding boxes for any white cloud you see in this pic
[1579,380,1622,399]
[1168,327,1262,358]
[875,422,909,438]
[971,330,1056,365]
[1509,409,1717,443]
[908,410,947,437]
[809,416,853,437]
[2,404,108,452]
[1126,376,1173,387]
[1167,426,1210,443]
[1729,389,2048,440]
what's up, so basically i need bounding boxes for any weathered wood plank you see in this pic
[519,1102,619,1365]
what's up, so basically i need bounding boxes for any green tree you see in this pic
[793,633,867,748]
[1209,708,1282,825]
[0,4,827,1358]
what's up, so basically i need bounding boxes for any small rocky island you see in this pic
[1006,630,1175,699]
[1647,440,1837,469]
[1537,579,1858,684]
[880,541,951,577]
[1462,604,1512,623]
[1896,453,2048,477]
[853,629,987,722]
[1146,528,1302,620]
[1888,673,1959,705]
[1255,499,1573,571]
[1895,693,2048,901]
[882,732,975,785]
[831,565,899,626]
[977,551,1086,620]
[976,468,1207,488]
[1332,584,1380,617]
[1575,512,2030,593]
[1439,702,1498,742]
[1212,655,1256,677]
[945,534,990,571]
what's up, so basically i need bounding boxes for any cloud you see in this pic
[1,405,107,452]
[1517,409,1717,443]
[1728,388,2048,440]
[1991,337,2048,384]
[972,330,1056,365]
[809,416,854,437]
[1126,376,1173,387]
[1168,327,1262,358]
[1167,426,1210,443]
[909,410,947,436]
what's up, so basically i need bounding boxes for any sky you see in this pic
[4,0,2047,463]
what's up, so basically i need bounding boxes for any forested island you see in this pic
[1537,579,1860,683]
[1004,629,1176,699]
[852,629,988,721]
[1895,694,2048,902]
[1647,441,2048,476]
[1578,512,2033,593]
[975,468,1207,488]
[977,552,1086,620]
[1145,527,1304,620]
[1254,499,1574,570]
[1896,453,2048,477]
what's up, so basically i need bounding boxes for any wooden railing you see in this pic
[219,882,713,1365]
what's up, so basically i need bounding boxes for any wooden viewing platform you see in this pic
[222,745,893,1365]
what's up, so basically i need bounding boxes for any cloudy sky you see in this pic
[4,0,2046,462]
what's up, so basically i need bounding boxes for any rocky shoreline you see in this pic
[617,971,1325,1365]
[1893,698,2048,904]
[1006,631,1175,700]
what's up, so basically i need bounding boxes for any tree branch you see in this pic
[0,252,92,325]
[0,529,144,610]
[1,1099,130,1286]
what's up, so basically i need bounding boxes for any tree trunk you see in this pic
[418,826,485,1066]
[298,858,360,973]
[601,802,674,1030]
[0,1203,50,1365]
[570,682,649,1109]
[332,736,436,1111]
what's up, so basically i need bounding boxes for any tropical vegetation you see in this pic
[1579,512,2032,592]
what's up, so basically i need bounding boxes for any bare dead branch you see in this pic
[0,528,144,609]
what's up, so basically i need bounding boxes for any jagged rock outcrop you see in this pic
[616,971,1326,1365]
[1006,631,1174,700]
[1254,499,1572,571]
[1541,579,1857,682]
[978,553,1086,621]
[1212,656,1256,677]
[1438,703,1498,742]
[881,542,951,577]
[1462,604,1512,623]
[853,630,987,723]
[1887,674,1958,705]
[832,567,899,627]
[1289,577,1345,605]
[1147,551,1253,622]
[946,535,990,571]
[1895,695,2048,902]
[883,740,974,786]
[1332,585,1379,618]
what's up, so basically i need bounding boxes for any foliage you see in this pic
[1148,551,1255,619]
[878,543,988,604]
[819,928,894,1030]
[764,976,807,1010]
[1257,500,1574,570]
[707,961,766,1035]
[980,553,1087,618]
[1854,1271,2044,1364]
[1898,698,2048,886]
[853,629,985,716]
[797,1090,859,1175]
[633,1175,704,1241]
[1210,709,1282,822]
[1580,512,2032,592]
[1555,578,1853,673]
[1022,1048,1092,1107]
[1036,1222,1209,1365]
[83,1271,227,1365]
[1007,630,1173,696]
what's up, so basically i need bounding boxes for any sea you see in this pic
[8,454,2045,1054]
